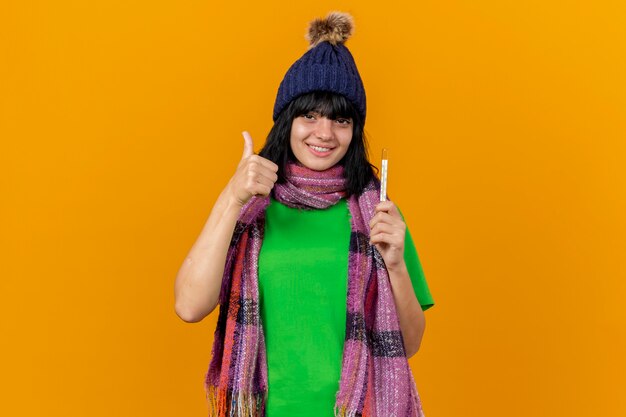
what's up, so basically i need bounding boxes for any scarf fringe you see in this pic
[334,404,361,417]
[206,385,265,417]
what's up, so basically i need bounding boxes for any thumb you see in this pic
[241,131,254,160]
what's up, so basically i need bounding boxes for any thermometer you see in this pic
[380,148,388,202]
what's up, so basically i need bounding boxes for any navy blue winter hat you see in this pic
[272,11,366,123]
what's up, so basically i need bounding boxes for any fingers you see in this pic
[241,131,254,160]
[370,232,399,245]
[233,132,279,202]
[374,200,400,216]
[246,154,279,173]
[370,218,405,238]
[370,220,399,235]
[369,200,405,248]
[238,160,278,199]
[369,211,395,230]
[240,131,279,172]
[241,155,279,192]
[245,180,274,198]
[370,202,403,228]
[246,166,278,189]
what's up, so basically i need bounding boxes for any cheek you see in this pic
[289,124,301,149]
[290,121,309,138]
[340,133,353,152]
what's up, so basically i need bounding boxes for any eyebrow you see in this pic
[305,110,352,120]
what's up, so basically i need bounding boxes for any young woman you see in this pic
[174,11,435,417]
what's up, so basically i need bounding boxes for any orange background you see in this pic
[1,1,625,416]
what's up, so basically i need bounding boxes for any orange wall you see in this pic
[1,1,625,416]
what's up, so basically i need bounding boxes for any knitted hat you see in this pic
[272,11,366,123]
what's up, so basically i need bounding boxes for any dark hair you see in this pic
[259,91,377,196]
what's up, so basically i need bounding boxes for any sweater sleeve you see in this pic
[403,225,435,311]
[397,205,435,311]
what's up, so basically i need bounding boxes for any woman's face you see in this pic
[289,111,353,171]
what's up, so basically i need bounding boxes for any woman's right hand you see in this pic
[226,131,279,207]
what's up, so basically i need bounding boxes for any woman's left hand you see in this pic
[369,201,406,271]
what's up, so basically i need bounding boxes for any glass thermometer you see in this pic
[380,148,388,202]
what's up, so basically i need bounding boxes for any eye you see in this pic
[301,113,316,120]
[335,118,352,125]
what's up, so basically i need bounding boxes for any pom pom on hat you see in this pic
[306,11,354,49]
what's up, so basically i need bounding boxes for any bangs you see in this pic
[289,91,358,120]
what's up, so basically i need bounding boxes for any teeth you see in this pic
[309,145,331,152]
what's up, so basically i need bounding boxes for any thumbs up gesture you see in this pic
[226,131,279,207]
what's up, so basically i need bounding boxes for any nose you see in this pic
[315,118,333,141]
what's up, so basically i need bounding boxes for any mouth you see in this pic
[307,143,334,156]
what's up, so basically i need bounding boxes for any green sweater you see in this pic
[258,197,435,417]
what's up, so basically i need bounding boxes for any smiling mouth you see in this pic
[307,144,334,152]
